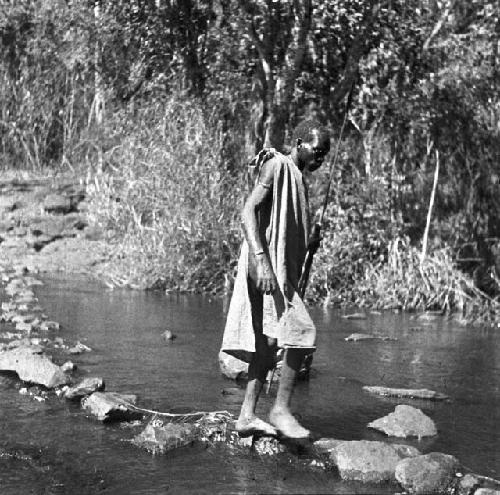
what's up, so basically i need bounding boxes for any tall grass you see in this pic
[86,95,247,291]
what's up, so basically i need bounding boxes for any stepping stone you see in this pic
[363,386,449,401]
[330,440,421,482]
[395,452,460,494]
[368,405,437,438]
[64,377,105,400]
[0,345,70,388]
[133,419,197,454]
[82,392,142,422]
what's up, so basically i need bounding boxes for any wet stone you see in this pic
[43,194,72,214]
[82,392,141,422]
[68,341,92,354]
[456,473,481,495]
[342,313,368,320]
[395,452,460,494]
[61,361,77,373]
[368,405,437,439]
[64,377,105,400]
[363,386,449,401]
[39,321,60,332]
[344,333,392,342]
[132,419,197,454]
[0,344,70,388]
[313,438,346,455]
[329,440,421,483]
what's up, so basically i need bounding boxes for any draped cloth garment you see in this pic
[221,153,316,363]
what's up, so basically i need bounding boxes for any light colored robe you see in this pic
[221,153,316,363]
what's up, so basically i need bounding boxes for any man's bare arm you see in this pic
[242,160,278,295]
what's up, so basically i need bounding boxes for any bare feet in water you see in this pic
[235,416,278,438]
[269,407,311,440]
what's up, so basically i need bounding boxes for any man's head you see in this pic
[291,120,331,172]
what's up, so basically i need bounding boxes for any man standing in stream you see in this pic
[220,120,331,440]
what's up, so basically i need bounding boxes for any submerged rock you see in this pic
[82,392,142,422]
[64,377,105,400]
[368,405,437,439]
[395,452,460,494]
[342,313,368,320]
[329,440,421,483]
[363,386,449,401]
[0,345,70,388]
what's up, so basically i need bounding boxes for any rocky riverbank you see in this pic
[1,176,500,494]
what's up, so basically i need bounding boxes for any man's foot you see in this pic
[235,416,278,438]
[269,407,311,440]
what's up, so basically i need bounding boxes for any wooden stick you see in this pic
[421,150,440,265]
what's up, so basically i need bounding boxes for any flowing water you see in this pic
[1,275,499,494]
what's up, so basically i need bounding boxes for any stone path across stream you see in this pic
[1,177,499,494]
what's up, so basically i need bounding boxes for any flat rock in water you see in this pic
[363,386,449,401]
[68,341,92,354]
[329,440,421,483]
[313,438,346,455]
[132,419,198,454]
[0,345,70,388]
[345,333,393,342]
[64,377,105,400]
[342,313,368,320]
[133,415,286,456]
[395,452,460,494]
[82,392,142,422]
[368,405,437,438]
[43,194,72,214]
[218,350,248,380]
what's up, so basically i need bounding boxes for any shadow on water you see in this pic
[0,274,499,494]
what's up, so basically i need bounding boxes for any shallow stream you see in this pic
[1,275,499,494]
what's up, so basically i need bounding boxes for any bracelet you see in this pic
[254,250,265,256]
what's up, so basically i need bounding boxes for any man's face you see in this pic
[298,130,331,172]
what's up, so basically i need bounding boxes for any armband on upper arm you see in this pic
[257,181,272,190]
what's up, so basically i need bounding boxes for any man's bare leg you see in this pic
[269,348,311,439]
[235,339,277,437]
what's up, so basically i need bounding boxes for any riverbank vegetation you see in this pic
[1,1,499,325]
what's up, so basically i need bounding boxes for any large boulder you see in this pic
[64,377,105,400]
[330,440,421,483]
[363,386,449,401]
[368,405,437,438]
[82,392,142,422]
[395,453,460,494]
[0,345,70,388]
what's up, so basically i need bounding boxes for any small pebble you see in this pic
[61,361,77,373]
[162,330,177,341]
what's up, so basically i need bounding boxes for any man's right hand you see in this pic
[255,255,278,295]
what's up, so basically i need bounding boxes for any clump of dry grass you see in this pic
[86,95,247,291]
[353,236,499,325]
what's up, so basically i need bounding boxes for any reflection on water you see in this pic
[0,275,499,494]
